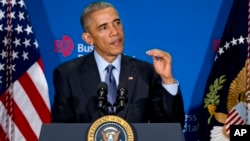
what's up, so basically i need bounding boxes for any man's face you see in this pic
[83,7,124,62]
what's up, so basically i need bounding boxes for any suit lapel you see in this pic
[117,55,138,117]
[79,53,105,117]
[80,52,100,95]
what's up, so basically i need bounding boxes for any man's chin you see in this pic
[110,50,123,57]
[111,47,123,53]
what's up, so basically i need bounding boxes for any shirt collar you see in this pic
[94,50,121,72]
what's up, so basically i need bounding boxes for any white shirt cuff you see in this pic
[162,80,179,96]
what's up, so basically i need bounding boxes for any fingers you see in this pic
[146,49,172,60]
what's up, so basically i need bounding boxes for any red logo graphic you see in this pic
[54,35,74,57]
[213,39,221,53]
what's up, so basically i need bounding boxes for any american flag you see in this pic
[0,0,51,141]
[225,105,246,135]
[199,0,248,140]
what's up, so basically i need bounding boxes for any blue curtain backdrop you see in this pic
[25,0,234,140]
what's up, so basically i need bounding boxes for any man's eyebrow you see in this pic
[96,18,121,29]
[113,18,121,22]
[97,23,107,29]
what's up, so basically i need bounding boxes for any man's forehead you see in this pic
[89,7,119,22]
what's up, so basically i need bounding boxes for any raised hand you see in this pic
[146,49,176,84]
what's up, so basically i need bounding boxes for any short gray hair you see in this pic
[80,1,118,32]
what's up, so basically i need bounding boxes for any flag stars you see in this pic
[24,25,32,35]
[0,63,4,71]
[2,36,8,46]
[33,40,39,48]
[218,47,224,55]
[0,10,5,20]
[12,50,18,60]
[7,11,15,19]
[13,37,21,47]
[22,51,28,60]
[22,38,31,47]
[0,50,7,59]
[5,25,13,32]
[215,36,248,62]
[10,0,17,7]
[5,64,16,72]
[9,64,16,72]
[231,37,237,46]
[238,36,245,44]
[15,24,23,34]
[6,64,15,71]
[18,0,25,8]
[18,11,25,21]
[224,42,230,50]
[0,0,7,7]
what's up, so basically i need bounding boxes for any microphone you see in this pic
[97,82,108,114]
[115,82,128,114]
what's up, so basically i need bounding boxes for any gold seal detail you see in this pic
[87,115,134,141]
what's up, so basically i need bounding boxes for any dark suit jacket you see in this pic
[51,52,185,127]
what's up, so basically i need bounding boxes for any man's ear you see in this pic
[82,32,93,45]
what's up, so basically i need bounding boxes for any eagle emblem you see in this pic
[203,60,250,140]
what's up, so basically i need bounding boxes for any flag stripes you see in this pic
[225,108,246,134]
[0,61,50,140]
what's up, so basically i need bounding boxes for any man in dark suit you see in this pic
[51,1,185,127]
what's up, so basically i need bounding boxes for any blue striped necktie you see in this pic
[105,64,117,105]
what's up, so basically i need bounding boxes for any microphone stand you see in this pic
[97,83,109,115]
[114,87,128,114]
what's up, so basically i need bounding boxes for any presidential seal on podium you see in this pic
[87,115,135,141]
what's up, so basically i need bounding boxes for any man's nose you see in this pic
[109,25,118,35]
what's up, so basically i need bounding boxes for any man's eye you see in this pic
[115,21,121,25]
[99,26,106,31]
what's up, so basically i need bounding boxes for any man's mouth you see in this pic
[111,38,122,46]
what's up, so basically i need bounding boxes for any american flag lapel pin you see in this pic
[128,76,133,80]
